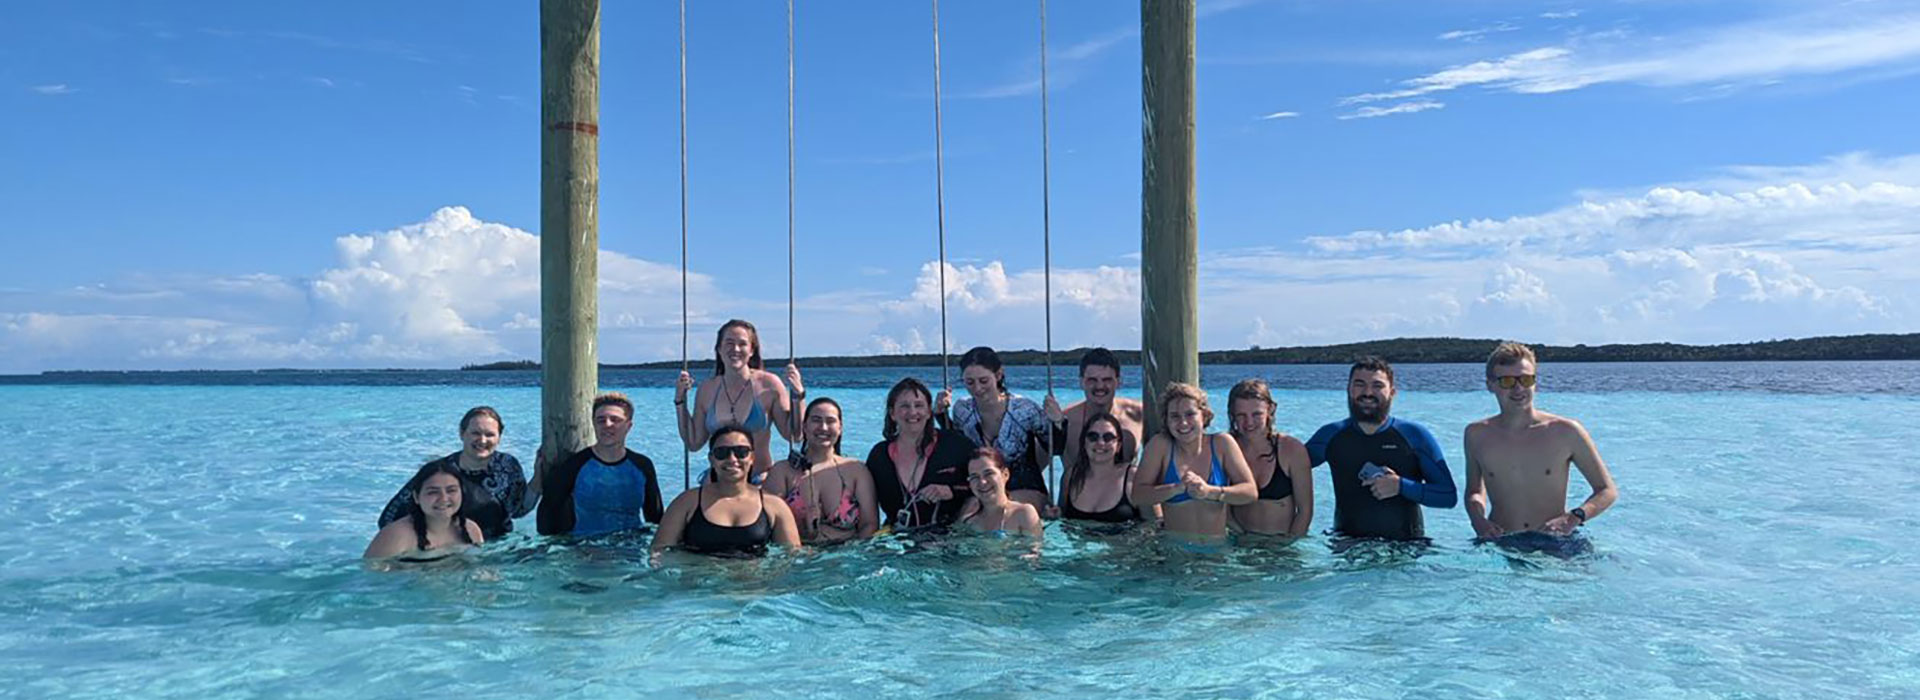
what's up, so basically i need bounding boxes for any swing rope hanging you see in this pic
[1038,0,1057,497]
[677,0,691,488]
[930,0,951,393]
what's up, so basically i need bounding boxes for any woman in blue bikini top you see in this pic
[1131,382,1258,538]
[674,319,807,481]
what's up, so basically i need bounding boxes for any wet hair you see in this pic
[1078,347,1121,378]
[882,377,936,445]
[1158,381,1214,434]
[958,346,1007,393]
[1348,356,1395,386]
[713,319,766,376]
[592,392,634,421]
[1227,379,1278,438]
[1486,341,1537,379]
[1064,411,1134,501]
[459,406,503,434]
[794,397,845,471]
[404,461,476,550]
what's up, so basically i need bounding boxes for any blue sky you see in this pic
[5,0,1920,371]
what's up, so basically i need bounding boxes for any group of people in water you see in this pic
[365,319,1621,562]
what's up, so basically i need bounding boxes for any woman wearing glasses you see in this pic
[652,426,802,558]
[1057,411,1144,530]
[867,377,977,530]
[934,346,1051,509]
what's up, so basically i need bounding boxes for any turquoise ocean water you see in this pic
[2,363,1916,698]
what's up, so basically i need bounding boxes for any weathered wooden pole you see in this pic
[1140,0,1198,436]
[539,0,600,466]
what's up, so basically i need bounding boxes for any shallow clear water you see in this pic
[2,367,1917,698]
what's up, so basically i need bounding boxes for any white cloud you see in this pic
[30,84,75,95]
[1337,100,1445,120]
[1344,11,1920,104]
[1259,110,1301,120]
[1541,10,1581,20]
[1438,23,1520,43]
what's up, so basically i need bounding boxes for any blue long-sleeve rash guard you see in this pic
[1305,416,1456,540]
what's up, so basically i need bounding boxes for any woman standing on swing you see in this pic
[676,319,805,481]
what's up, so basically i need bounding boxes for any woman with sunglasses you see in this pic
[1227,379,1314,537]
[652,426,802,558]
[956,447,1043,540]
[762,397,879,543]
[674,319,806,481]
[934,346,1051,509]
[365,462,485,561]
[1132,382,1258,538]
[1057,412,1144,530]
[867,377,977,530]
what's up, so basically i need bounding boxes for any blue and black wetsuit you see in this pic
[536,447,664,537]
[1305,416,1456,540]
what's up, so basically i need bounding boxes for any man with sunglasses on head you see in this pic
[1305,356,1456,542]
[1462,342,1618,554]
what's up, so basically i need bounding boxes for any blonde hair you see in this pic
[1485,341,1537,379]
[1158,382,1214,434]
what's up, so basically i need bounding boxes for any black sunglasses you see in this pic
[1084,431,1120,443]
[709,445,753,461]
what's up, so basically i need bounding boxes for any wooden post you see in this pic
[540,0,600,465]
[1140,0,1198,436]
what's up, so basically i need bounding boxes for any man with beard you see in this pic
[1462,342,1617,555]
[1043,348,1146,467]
[1304,356,1457,540]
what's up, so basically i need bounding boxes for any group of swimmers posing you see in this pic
[366,319,1621,562]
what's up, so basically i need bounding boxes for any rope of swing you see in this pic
[1038,0,1057,498]
[931,0,951,393]
[787,0,801,462]
[678,0,691,489]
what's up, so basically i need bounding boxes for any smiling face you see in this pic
[967,455,1007,500]
[1228,397,1271,439]
[1082,415,1123,464]
[1488,357,1537,411]
[1347,369,1395,423]
[415,472,463,519]
[1080,365,1119,406]
[805,401,843,452]
[961,364,1001,402]
[890,388,931,436]
[1165,397,1205,444]
[717,325,756,372]
[708,431,754,483]
[592,404,632,448]
[460,415,501,461]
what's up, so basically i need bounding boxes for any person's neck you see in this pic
[458,451,488,471]
[1174,433,1207,456]
[591,443,626,463]
[1356,414,1390,434]
[1494,405,1539,428]
[423,514,458,539]
[1092,456,1125,474]
[1087,395,1113,413]
[722,366,751,387]
[804,443,836,463]
[896,427,926,453]
[708,478,750,497]
[977,391,1006,410]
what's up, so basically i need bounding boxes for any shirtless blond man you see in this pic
[1043,348,1146,467]
[1463,342,1620,543]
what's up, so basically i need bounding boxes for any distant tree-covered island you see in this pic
[459,332,1920,370]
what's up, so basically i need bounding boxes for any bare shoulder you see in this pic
[1118,397,1145,418]
[762,463,794,490]
[463,519,486,545]
[761,489,797,518]
[1543,412,1592,440]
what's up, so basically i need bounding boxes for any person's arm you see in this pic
[503,454,536,518]
[637,455,665,525]
[1130,436,1183,506]
[1543,420,1619,533]
[764,495,804,548]
[1399,425,1459,509]
[1303,422,1339,467]
[463,519,487,545]
[649,492,696,555]
[1014,503,1044,537]
[851,461,880,538]
[1462,425,1503,538]
[771,365,805,443]
[1280,437,1314,537]
[1207,435,1260,505]
[680,380,712,451]
[364,520,413,559]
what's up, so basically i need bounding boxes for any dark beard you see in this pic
[1348,396,1390,423]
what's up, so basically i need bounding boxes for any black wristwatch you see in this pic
[1570,506,1589,523]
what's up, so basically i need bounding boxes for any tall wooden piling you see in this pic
[539,0,600,464]
[1140,0,1198,435]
